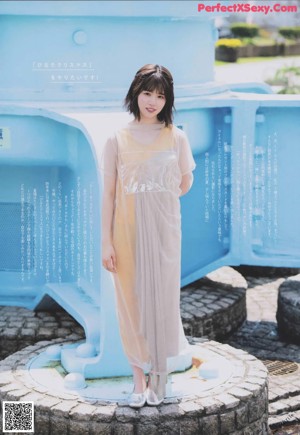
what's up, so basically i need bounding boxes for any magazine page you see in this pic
[0,1,299,434]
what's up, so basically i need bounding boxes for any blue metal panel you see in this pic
[175,94,300,285]
[175,107,232,283]
[0,202,34,271]
[0,1,215,102]
[0,109,101,307]
[228,83,274,94]
[252,104,300,261]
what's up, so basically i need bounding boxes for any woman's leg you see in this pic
[131,365,147,393]
[145,371,167,405]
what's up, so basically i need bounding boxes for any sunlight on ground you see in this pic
[215,55,300,67]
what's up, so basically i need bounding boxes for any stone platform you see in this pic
[181,267,247,340]
[0,305,84,360]
[225,266,300,433]
[3,266,300,432]
[276,275,300,344]
[0,267,247,362]
[0,337,269,435]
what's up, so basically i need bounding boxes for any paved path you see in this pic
[215,56,300,85]
[227,266,300,434]
[1,265,300,433]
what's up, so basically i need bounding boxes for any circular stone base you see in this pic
[0,267,246,362]
[277,275,300,344]
[27,341,234,402]
[0,338,269,435]
[181,267,247,340]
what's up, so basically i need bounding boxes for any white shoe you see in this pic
[128,388,147,408]
[146,387,164,406]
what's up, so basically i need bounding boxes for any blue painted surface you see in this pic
[0,111,100,302]
[0,1,215,102]
[177,94,300,285]
[228,82,274,94]
[0,1,299,380]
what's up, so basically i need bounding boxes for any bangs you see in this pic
[142,75,167,95]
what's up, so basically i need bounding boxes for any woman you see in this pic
[101,64,196,407]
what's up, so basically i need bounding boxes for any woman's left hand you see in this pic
[179,172,194,196]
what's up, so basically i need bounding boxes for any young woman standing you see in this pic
[101,64,196,408]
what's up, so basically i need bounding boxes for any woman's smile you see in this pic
[138,90,166,123]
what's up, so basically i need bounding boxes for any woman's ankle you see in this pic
[133,378,147,393]
[147,371,167,399]
[132,366,147,393]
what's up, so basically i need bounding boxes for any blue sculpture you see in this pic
[0,1,299,382]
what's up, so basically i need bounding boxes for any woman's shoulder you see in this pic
[169,124,188,144]
[105,125,129,144]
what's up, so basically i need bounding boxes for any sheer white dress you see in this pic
[101,121,196,398]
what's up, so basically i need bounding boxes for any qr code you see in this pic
[2,401,34,433]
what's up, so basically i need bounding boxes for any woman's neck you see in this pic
[133,118,163,125]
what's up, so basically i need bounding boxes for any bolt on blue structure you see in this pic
[0,1,299,380]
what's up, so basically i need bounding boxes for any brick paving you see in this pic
[1,265,300,433]
[181,266,247,341]
[277,279,300,344]
[0,267,247,366]
[0,338,269,435]
[0,305,84,360]
[272,427,300,435]
[227,266,300,434]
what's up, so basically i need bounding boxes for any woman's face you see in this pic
[137,89,166,123]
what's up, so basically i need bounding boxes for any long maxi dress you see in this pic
[101,121,196,397]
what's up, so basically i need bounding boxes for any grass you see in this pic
[240,37,276,47]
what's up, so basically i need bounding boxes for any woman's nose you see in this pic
[149,94,158,105]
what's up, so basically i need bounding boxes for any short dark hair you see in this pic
[124,64,175,126]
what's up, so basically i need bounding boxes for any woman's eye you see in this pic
[158,95,165,99]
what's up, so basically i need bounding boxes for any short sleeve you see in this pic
[99,135,118,178]
[177,129,196,176]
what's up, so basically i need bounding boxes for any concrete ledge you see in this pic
[277,276,300,344]
[0,337,269,435]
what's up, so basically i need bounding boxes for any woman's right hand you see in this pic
[102,243,117,273]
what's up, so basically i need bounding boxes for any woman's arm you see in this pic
[179,172,194,196]
[176,128,196,196]
[101,174,117,273]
